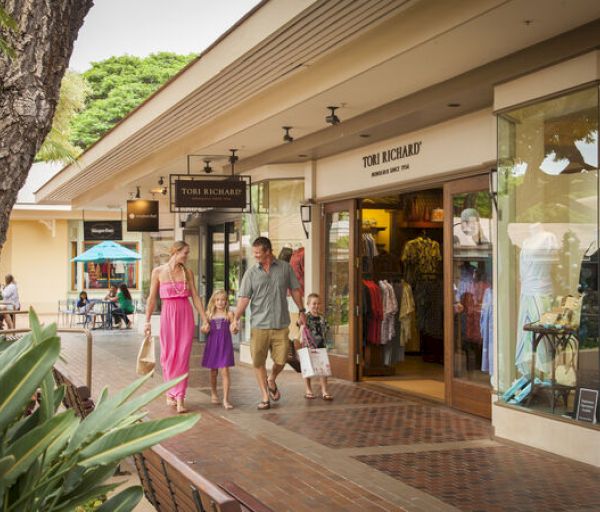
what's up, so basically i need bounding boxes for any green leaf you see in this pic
[29,308,43,344]
[0,332,34,374]
[78,414,199,468]
[2,410,77,486]
[62,462,118,495]
[0,336,60,433]
[39,372,55,422]
[49,483,119,512]
[96,485,143,512]
[0,456,16,478]
[67,373,182,454]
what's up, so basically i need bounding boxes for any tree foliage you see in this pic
[70,52,196,149]
[36,70,90,163]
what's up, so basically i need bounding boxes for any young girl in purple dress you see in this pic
[201,289,235,409]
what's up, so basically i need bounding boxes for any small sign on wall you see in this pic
[84,221,122,240]
[127,200,159,232]
[576,388,599,424]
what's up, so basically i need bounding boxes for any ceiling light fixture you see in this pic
[203,159,213,174]
[326,106,340,125]
[282,126,294,143]
[135,186,141,199]
[229,149,238,176]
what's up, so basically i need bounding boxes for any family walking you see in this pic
[145,237,332,413]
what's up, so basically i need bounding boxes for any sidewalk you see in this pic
[56,326,600,512]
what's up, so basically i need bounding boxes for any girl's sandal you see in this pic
[210,396,220,405]
[321,394,334,401]
[223,401,234,410]
[257,400,271,410]
[304,393,315,399]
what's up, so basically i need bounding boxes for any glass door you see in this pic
[444,175,493,418]
[321,200,358,381]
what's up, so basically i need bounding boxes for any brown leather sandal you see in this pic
[257,400,271,410]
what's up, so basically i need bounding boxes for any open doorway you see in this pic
[360,188,446,401]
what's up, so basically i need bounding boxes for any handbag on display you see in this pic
[136,331,156,376]
[297,326,332,378]
[555,339,577,387]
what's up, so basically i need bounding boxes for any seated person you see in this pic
[104,285,119,303]
[76,291,98,325]
[0,304,14,330]
[112,283,135,329]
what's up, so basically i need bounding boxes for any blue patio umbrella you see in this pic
[72,240,141,263]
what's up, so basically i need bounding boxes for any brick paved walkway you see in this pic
[56,327,600,512]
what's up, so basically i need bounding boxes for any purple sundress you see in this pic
[201,317,235,369]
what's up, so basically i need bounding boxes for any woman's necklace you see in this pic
[167,264,187,295]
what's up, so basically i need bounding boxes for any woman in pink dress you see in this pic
[145,241,209,413]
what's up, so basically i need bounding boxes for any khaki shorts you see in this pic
[250,328,289,368]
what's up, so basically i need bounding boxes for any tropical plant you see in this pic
[36,71,90,163]
[0,309,199,511]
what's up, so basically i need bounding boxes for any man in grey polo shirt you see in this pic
[232,237,306,410]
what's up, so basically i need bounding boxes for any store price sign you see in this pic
[576,388,598,424]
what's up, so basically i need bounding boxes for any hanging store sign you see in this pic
[84,220,122,241]
[361,140,423,178]
[127,200,159,232]
[169,175,251,213]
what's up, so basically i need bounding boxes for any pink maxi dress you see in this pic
[159,281,194,399]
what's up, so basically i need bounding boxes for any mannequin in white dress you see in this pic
[515,223,559,377]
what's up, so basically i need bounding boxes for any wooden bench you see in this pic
[52,363,95,419]
[133,444,273,512]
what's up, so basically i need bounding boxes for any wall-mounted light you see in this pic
[300,202,312,239]
[325,106,340,125]
[135,186,141,199]
[203,160,213,174]
[283,126,294,143]
[150,176,168,195]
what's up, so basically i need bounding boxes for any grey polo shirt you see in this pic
[238,258,300,329]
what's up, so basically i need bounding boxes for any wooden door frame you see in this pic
[320,199,358,381]
[443,174,493,418]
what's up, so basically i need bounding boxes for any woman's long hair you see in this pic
[206,289,228,320]
[119,283,132,300]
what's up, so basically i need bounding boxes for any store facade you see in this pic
[33,2,600,466]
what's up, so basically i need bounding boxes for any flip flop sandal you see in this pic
[304,393,316,399]
[257,400,271,410]
[321,394,334,401]
[267,381,281,401]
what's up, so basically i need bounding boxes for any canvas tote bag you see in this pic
[136,332,156,376]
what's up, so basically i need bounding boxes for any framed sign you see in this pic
[127,200,159,232]
[169,174,251,213]
[576,388,599,424]
[84,221,122,240]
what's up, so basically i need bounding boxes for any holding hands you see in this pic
[230,319,240,334]
[200,322,210,334]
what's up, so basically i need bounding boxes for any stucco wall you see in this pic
[2,220,69,315]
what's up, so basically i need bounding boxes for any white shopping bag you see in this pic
[297,347,332,378]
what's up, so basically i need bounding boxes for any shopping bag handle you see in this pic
[301,325,318,349]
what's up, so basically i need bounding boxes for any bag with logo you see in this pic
[297,326,331,378]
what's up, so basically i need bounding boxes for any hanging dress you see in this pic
[159,281,195,399]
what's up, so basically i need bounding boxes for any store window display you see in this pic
[497,86,599,422]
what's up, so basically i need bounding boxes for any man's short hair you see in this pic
[252,236,272,252]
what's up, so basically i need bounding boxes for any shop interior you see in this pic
[360,187,493,402]
[360,189,446,400]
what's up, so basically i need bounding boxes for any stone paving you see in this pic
[54,324,600,512]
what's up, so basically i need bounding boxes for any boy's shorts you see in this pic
[250,328,289,367]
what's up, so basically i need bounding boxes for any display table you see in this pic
[523,322,579,413]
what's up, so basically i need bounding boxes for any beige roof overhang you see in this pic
[35,0,600,207]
